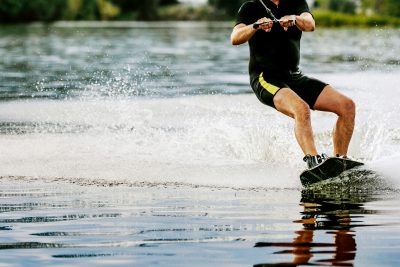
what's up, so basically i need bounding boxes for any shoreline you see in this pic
[30,20,234,29]
[2,20,399,30]
[4,20,400,29]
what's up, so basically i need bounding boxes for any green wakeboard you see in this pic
[300,157,364,187]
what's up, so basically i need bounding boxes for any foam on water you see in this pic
[0,95,299,188]
[0,71,400,189]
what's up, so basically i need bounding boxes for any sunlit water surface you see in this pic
[1,22,400,266]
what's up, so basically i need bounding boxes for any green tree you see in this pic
[65,0,98,20]
[380,0,400,17]
[0,0,180,22]
[361,0,400,17]
[135,0,178,20]
[328,0,357,14]
[0,0,66,22]
[111,0,178,20]
[137,0,158,20]
[97,0,120,20]
[159,0,178,5]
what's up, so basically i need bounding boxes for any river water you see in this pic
[0,22,400,266]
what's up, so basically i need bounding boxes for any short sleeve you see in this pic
[235,2,257,26]
[295,0,311,15]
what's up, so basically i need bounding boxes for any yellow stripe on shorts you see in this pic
[259,72,279,95]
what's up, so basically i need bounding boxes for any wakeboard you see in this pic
[300,157,364,187]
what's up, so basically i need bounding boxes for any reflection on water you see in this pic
[0,179,293,266]
[254,172,394,267]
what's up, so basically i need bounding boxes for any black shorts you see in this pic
[250,70,328,109]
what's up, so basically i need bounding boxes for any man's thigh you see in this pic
[273,88,310,118]
[288,75,328,110]
[314,85,354,114]
[251,72,288,109]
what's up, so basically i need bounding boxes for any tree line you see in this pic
[315,0,400,17]
[0,0,399,23]
[211,0,400,18]
[0,0,178,22]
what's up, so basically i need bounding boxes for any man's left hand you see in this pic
[279,15,296,31]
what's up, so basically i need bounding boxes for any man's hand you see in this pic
[279,15,296,31]
[293,12,315,32]
[255,17,274,32]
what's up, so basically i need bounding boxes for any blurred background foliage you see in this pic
[0,0,179,22]
[0,0,399,25]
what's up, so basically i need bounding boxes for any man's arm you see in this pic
[280,12,315,32]
[295,12,315,32]
[231,17,273,45]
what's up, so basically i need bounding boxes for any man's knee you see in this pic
[294,101,311,122]
[274,88,311,120]
[339,98,356,119]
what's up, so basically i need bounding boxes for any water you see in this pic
[1,22,400,266]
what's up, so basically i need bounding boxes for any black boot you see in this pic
[303,153,328,169]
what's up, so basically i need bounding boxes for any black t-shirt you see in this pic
[235,0,311,78]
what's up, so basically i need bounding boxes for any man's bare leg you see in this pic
[273,88,318,156]
[313,85,356,156]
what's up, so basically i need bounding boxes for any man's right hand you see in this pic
[231,17,273,45]
[254,17,274,32]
